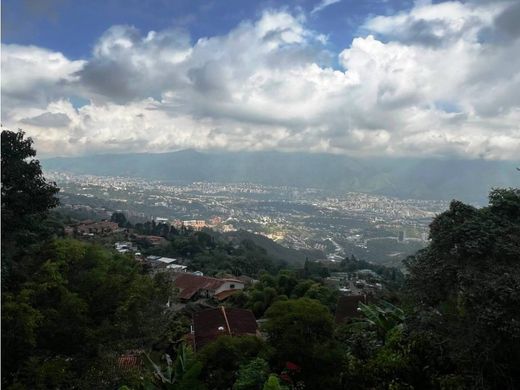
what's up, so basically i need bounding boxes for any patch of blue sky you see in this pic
[434,100,462,114]
[69,96,90,109]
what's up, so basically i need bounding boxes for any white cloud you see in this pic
[2,3,520,160]
[1,44,85,119]
[311,0,341,15]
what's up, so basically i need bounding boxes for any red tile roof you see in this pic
[193,307,258,350]
[173,273,228,300]
[214,289,241,301]
[117,353,142,370]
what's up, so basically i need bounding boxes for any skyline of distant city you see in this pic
[48,170,447,266]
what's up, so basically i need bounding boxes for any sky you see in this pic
[1,0,520,159]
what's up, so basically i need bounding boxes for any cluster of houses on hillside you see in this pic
[325,271,383,296]
[63,216,213,238]
[68,218,379,364]
[65,220,120,236]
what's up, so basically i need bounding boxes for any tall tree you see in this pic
[405,188,520,389]
[1,130,60,288]
[263,298,342,388]
[1,130,59,233]
[111,212,128,227]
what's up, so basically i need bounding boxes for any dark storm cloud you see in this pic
[75,25,191,103]
[493,1,520,39]
[78,59,141,104]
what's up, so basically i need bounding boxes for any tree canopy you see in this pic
[1,130,60,288]
[1,130,59,236]
[3,129,519,389]
[405,188,520,389]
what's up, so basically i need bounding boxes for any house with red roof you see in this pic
[192,307,259,350]
[172,273,244,301]
[335,294,369,324]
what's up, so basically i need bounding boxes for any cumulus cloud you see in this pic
[363,1,501,46]
[77,25,192,104]
[20,112,71,127]
[1,3,520,159]
[1,44,85,119]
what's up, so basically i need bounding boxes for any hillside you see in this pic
[220,229,325,265]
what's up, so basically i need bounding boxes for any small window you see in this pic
[230,284,235,288]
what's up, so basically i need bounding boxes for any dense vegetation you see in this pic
[3,130,520,389]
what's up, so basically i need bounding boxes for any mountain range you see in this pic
[43,149,520,203]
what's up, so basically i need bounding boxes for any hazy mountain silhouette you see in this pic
[43,150,519,203]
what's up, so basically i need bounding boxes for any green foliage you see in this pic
[1,130,59,231]
[340,190,520,389]
[263,298,342,388]
[4,129,518,389]
[239,270,338,318]
[405,188,520,388]
[197,336,270,390]
[340,255,405,286]
[233,357,270,390]
[146,230,280,277]
[349,301,405,342]
[1,130,60,289]
[2,239,172,388]
[111,212,129,227]
[303,258,330,278]
[262,375,288,390]
[141,344,205,390]
[303,282,339,310]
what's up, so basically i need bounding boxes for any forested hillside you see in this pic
[3,130,520,389]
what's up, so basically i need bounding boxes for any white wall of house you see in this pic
[215,281,244,294]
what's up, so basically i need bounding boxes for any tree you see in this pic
[141,344,205,390]
[263,298,341,388]
[233,357,269,390]
[349,301,405,343]
[111,212,128,228]
[197,336,269,390]
[405,188,520,389]
[1,130,60,287]
[1,130,59,230]
[262,375,287,390]
[2,239,173,388]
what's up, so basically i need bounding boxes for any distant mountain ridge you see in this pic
[42,150,520,203]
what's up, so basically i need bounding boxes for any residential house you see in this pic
[335,294,369,324]
[192,307,258,350]
[144,256,187,274]
[172,273,244,301]
[182,220,206,230]
[134,235,168,247]
[115,241,137,253]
